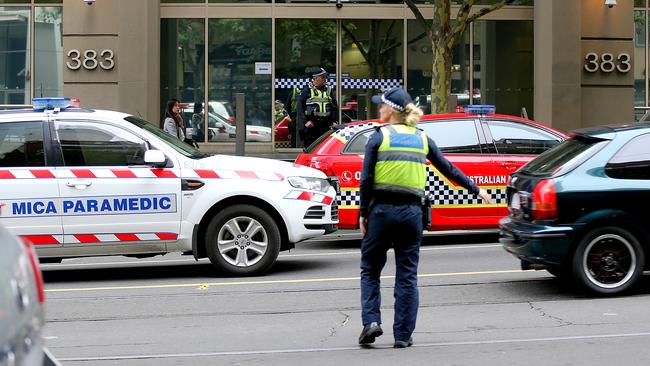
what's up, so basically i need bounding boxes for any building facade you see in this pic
[0,0,636,155]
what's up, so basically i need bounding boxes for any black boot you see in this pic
[358,322,383,345]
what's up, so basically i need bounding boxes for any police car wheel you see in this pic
[205,204,281,275]
[572,226,645,295]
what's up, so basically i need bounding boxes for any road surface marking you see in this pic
[45,269,526,293]
[56,331,650,361]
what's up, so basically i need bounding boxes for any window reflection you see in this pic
[160,18,205,139]
[635,10,646,109]
[473,20,533,118]
[341,19,403,121]
[0,7,30,104]
[274,19,335,148]
[407,19,469,114]
[35,7,62,98]
[208,19,272,142]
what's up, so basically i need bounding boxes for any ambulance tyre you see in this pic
[205,204,281,276]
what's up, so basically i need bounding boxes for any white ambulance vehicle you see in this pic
[0,98,338,275]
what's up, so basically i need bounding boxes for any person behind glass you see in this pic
[191,101,206,143]
[357,87,492,348]
[286,77,309,148]
[296,67,338,147]
[163,98,186,142]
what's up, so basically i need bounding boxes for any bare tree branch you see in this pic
[341,23,369,62]
[465,0,514,24]
[404,0,434,42]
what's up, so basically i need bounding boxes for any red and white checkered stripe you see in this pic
[0,168,284,181]
[284,190,334,205]
[0,168,177,179]
[21,232,178,245]
[183,169,284,181]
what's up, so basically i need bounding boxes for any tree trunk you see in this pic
[430,43,452,114]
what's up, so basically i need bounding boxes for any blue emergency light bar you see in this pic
[32,97,71,111]
[464,105,496,115]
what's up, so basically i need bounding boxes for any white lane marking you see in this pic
[56,331,650,361]
[40,244,501,269]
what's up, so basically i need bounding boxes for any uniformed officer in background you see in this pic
[357,87,492,348]
[296,67,339,147]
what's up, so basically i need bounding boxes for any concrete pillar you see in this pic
[62,0,160,123]
[534,0,582,131]
[535,0,634,131]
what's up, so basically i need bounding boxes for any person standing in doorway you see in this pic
[357,87,491,348]
[296,67,339,147]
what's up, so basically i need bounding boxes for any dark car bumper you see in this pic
[499,216,578,268]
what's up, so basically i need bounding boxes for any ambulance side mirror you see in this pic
[144,150,167,168]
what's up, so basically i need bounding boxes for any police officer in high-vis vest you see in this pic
[357,88,491,348]
[296,67,339,147]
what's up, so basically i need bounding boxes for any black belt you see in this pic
[372,192,421,205]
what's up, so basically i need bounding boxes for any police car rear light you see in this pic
[32,97,71,111]
[69,98,81,108]
[531,179,558,221]
[464,105,496,115]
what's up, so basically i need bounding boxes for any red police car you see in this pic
[295,106,567,231]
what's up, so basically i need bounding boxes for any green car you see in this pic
[500,123,650,295]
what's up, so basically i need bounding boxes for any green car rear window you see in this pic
[519,135,608,176]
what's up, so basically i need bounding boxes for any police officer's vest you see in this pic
[374,124,428,197]
[290,87,302,112]
[305,85,333,118]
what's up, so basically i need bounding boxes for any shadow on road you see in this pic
[42,256,335,284]
[307,232,498,250]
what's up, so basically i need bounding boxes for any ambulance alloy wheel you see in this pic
[205,204,281,275]
[572,226,644,295]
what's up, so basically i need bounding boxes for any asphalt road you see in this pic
[40,232,650,365]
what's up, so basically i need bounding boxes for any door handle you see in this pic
[66,180,92,190]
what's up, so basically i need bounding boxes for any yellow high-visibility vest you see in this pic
[305,86,333,117]
[374,124,428,197]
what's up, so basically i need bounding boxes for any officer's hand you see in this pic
[305,121,314,128]
[478,188,492,204]
[359,216,367,237]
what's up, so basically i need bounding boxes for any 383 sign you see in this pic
[66,49,115,71]
[584,52,631,73]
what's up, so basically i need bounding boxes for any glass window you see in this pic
[55,121,147,166]
[209,19,272,142]
[635,0,646,7]
[34,7,62,98]
[473,20,534,118]
[160,18,205,138]
[419,120,481,153]
[209,0,269,3]
[606,134,650,180]
[341,19,403,122]
[485,120,561,155]
[0,121,44,167]
[0,7,31,104]
[635,10,645,109]
[521,136,607,177]
[407,19,470,114]
[274,19,336,148]
[343,129,376,154]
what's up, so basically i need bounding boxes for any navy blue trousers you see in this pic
[360,202,423,342]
